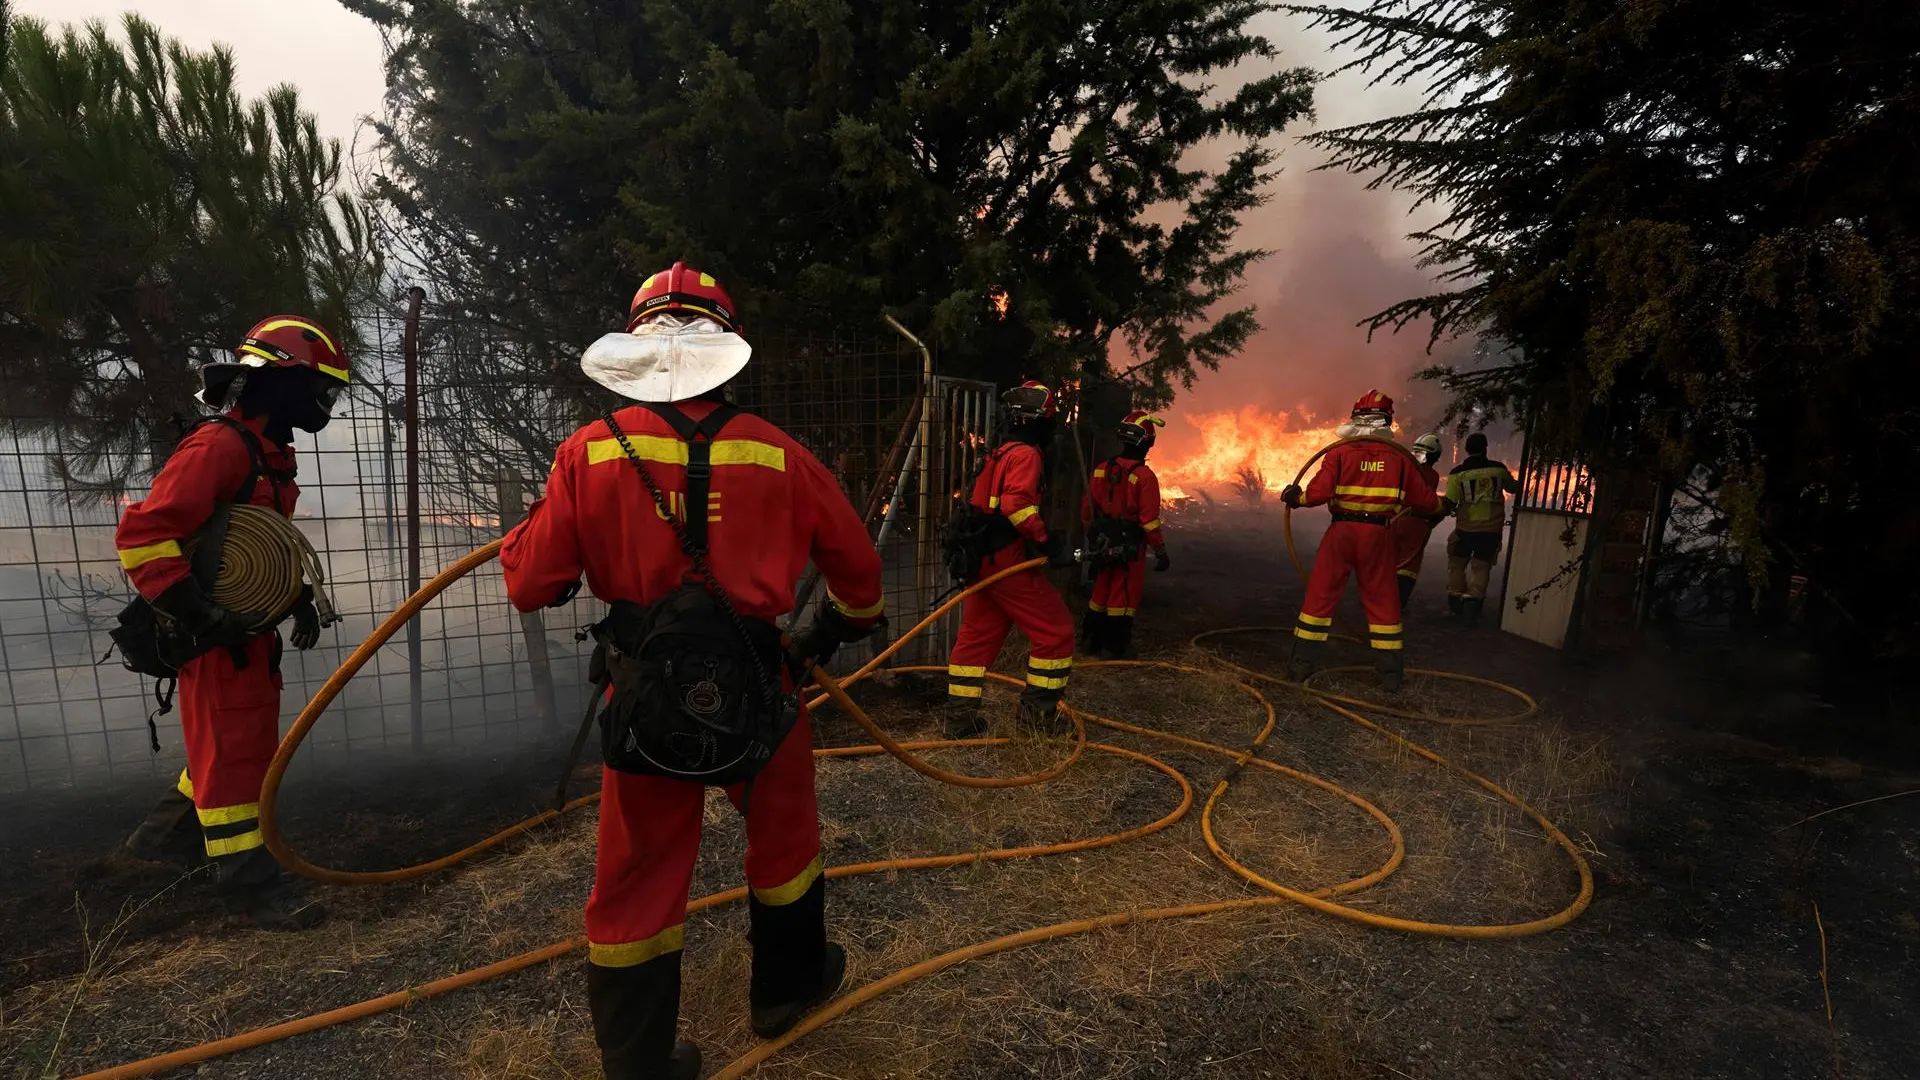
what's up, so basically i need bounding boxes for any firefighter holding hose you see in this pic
[1281,390,1440,691]
[942,381,1080,739]
[1444,431,1522,625]
[116,316,344,931]
[1080,409,1170,660]
[501,263,885,1080]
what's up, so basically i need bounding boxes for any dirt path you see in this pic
[4,512,1917,1079]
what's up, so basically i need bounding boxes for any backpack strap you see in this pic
[637,402,741,555]
[177,416,274,590]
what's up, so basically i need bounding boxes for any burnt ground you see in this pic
[4,509,1919,1080]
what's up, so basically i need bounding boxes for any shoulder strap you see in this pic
[637,403,740,553]
[185,416,270,505]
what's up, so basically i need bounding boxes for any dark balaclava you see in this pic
[237,367,335,444]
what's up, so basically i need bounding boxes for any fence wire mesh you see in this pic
[0,299,952,793]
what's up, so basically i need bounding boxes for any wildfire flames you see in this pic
[1153,406,1356,506]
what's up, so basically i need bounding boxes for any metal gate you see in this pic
[902,376,998,664]
[1500,459,1594,649]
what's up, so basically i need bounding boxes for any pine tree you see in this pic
[0,12,383,492]
[1288,1,1920,652]
[344,0,1314,405]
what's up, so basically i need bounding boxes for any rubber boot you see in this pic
[216,847,326,931]
[942,699,987,740]
[1464,597,1485,628]
[1375,648,1405,694]
[587,953,700,1080]
[1397,575,1416,611]
[1015,693,1072,736]
[124,786,208,869]
[1103,616,1138,661]
[748,876,846,1039]
[1286,636,1323,683]
[1446,594,1466,617]
[1079,611,1110,657]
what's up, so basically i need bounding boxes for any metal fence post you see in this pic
[402,286,425,752]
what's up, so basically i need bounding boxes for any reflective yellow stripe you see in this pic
[1333,499,1401,513]
[1127,473,1139,485]
[317,363,350,383]
[196,802,259,827]
[1142,519,1161,531]
[947,664,987,678]
[1092,467,1106,479]
[752,855,824,906]
[1296,613,1333,627]
[203,829,264,857]
[1028,656,1073,670]
[1367,624,1404,635]
[947,684,984,698]
[1007,505,1038,526]
[1087,601,1109,614]
[1334,485,1405,498]
[1098,606,1136,617]
[176,769,194,799]
[988,495,1001,509]
[1397,569,1418,579]
[1370,639,1404,650]
[117,539,183,570]
[1026,672,1070,690]
[1293,628,1330,642]
[589,924,685,968]
[585,437,785,471]
[256,317,339,355]
[828,590,884,619]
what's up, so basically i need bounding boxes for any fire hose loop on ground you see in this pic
[73,445,1595,1080]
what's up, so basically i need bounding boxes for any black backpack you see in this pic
[105,417,285,751]
[586,404,799,786]
[1083,459,1147,569]
[939,444,1021,583]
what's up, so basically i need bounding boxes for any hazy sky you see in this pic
[17,1,1448,420]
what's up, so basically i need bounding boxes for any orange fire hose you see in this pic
[76,454,1592,1080]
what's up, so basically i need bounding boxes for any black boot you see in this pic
[124,785,208,869]
[748,875,846,1039]
[1079,611,1109,656]
[942,699,988,739]
[1015,692,1072,736]
[1446,594,1466,617]
[1464,597,1485,627]
[216,846,325,931]
[1286,636,1323,683]
[1375,648,1405,694]
[1397,575,1416,611]
[588,952,700,1080]
[1103,616,1138,661]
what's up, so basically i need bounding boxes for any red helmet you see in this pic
[1117,409,1165,450]
[627,261,739,334]
[1351,389,1394,421]
[1002,380,1058,423]
[198,314,349,407]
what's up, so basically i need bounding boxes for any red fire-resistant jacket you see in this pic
[502,401,884,628]
[114,414,299,599]
[1299,440,1440,518]
[1081,457,1166,550]
[969,440,1051,565]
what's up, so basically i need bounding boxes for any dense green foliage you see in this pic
[0,11,380,489]
[1290,1,1920,650]
[343,0,1313,403]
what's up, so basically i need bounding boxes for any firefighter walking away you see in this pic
[1392,432,1452,610]
[1445,431,1521,626]
[941,381,1080,739]
[1081,410,1171,660]
[116,315,346,931]
[1281,391,1439,691]
[502,263,885,1080]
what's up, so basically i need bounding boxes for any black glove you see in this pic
[1042,534,1079,569]
[153,578,253,649]
[549,579,582,608]
[1153,548,1171,572]
[289,589,321,650]
[792,603,886,671]
[1280,484,1304,508]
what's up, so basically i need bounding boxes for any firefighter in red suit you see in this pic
[943,381,1080,739]
[116,316,345,931]
[1390,432,1452,609]
[1080,410,1171,660]
[502,264,884,1080]
[1281,391,1439,692]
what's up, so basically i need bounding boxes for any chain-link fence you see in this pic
[0,298,969,793]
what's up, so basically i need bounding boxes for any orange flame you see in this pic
[1153,406,1355,506]
[988,286,1010,319]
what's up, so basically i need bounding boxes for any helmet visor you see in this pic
[1002,384,1052,417]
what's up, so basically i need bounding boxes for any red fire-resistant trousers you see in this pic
[1293,521,1406,654]
[585,708,824,967]
[946,560,1077,707]
[178,633,283,855]
[1089,558,1147,618]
